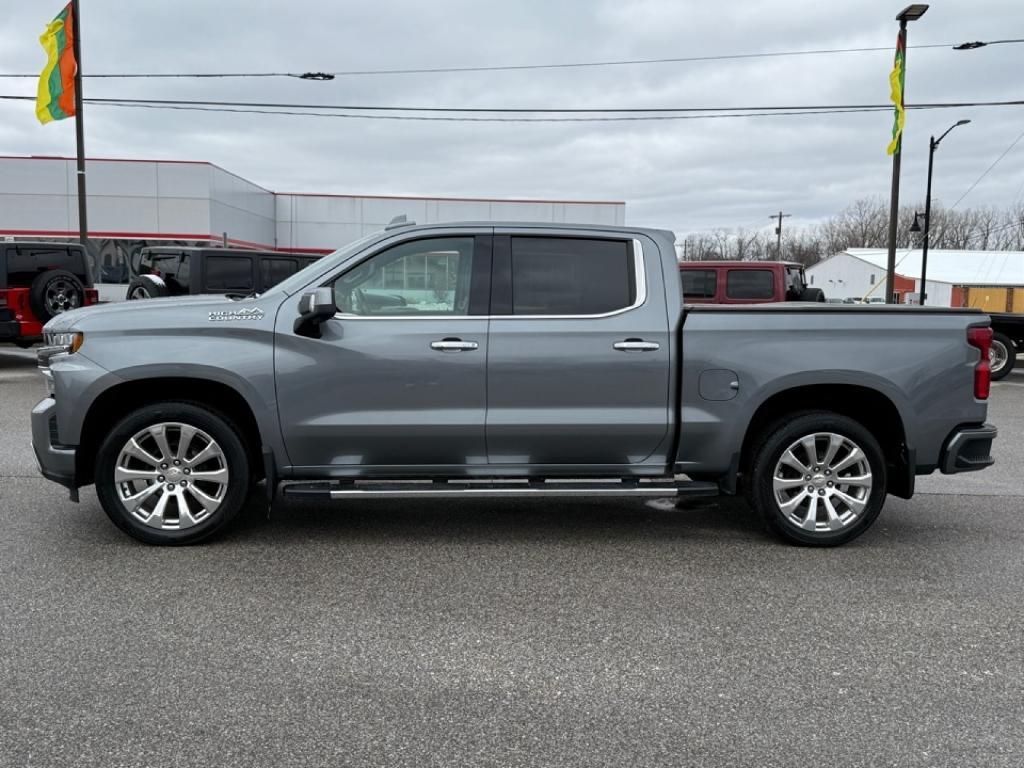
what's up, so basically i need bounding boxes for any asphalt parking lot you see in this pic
[1,347,1022,767]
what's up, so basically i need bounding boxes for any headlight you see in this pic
[43,331,85,353]
[38,332,84,394]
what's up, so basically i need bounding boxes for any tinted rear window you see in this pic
[205,256,254,291]
[681,269,717,299]
[726,269,774,300]
[6,247,88,286]
[510,237,634,315]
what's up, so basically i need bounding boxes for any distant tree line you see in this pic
[677,197,1024,265]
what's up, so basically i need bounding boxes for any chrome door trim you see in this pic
[613,340,661,351]
[331,239,647,322]
[430,340,480,351]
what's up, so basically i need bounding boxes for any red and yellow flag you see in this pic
[886,31,906,156]
[36,3,77,124]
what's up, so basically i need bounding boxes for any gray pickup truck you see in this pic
[32,221,998,547]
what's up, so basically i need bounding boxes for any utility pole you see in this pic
[70,0,88,248]
[770,211,791,259]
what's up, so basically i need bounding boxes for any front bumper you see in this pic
[0,319,22,341]
[31,397,77,490]
[940,423,997,474]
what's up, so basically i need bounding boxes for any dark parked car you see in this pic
[126,247,322,300]
[0,241,98,346]
[679,260,825,304]
[989,313,1023,380]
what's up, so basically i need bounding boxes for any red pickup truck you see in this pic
[679,260,825,304]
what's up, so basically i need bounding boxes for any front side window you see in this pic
[726,269,774,300]
[205,256,254,291]
[681,269,717,299]
[785,266,805,298]
[333,237,475,316]
[510,237,634,315]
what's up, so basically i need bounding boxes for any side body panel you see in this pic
[44,295,285,461]
[676,306,991,477]
[485,230,676,468]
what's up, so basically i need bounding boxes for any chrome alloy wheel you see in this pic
[990,338,1009,375]
[114,422,229,530]
[772,432,873,533]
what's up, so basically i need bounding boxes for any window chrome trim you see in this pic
[332,238,647,322]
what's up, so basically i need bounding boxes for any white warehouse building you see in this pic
[807,248,1024,309]
[0,154,626,287]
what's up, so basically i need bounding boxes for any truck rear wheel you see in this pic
[746,411,887,546]
[95,402,251,545]
[990,332,1016,381]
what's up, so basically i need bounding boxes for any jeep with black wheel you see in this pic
[0,241,98,347]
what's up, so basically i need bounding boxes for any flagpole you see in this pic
[69,0,88,247]
[883,21,906,305]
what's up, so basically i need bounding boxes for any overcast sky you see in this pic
[1,0,1022,237]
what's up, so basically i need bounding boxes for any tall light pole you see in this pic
[884,4,929,304]
[910,118,970,305]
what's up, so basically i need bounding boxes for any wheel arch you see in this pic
[76,376,267,486]
[738,383,912,498]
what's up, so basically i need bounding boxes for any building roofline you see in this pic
[276,190,625,205]
[0,155,625,206]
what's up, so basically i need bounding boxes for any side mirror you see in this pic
[294,286,337,336]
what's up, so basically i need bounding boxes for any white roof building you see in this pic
[807,248,1024,308]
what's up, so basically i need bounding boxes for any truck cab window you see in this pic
[333,237,475,316]
[510,237,634,315]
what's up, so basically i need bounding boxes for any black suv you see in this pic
[126,247,321,300]
[1,241,97,346]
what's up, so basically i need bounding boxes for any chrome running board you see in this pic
[281,479,719,500]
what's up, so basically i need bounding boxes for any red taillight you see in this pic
[967,326,993,400]
[84,289,99,305]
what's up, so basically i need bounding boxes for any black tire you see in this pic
[29,269,86,321]
[990,332,1016,381]
[95,402,251,545]
[746,411,887,547]
[799,287,826,303]
[126,275,169,300]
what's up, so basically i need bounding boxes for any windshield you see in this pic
[268,231,387,297]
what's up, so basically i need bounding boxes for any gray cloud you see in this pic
[1,0,1022,240]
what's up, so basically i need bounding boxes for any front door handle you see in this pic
[613,339,660,352]
[431,338,479,352]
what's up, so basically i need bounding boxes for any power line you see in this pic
[43,101,897,123]
[2,94,1022,115]
[2,39,1022,80]
[949,126,1024,209]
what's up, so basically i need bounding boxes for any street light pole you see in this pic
[885,5,929,304]
[919,119,970,305]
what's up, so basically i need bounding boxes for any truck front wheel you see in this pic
[746,411,887,546]
[95,402,251,545]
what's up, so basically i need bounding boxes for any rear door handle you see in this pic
[431,338,479,352]
[613,339,660,352]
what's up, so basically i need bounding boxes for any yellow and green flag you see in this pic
[36,3,78,124]
[886,31,906,155]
